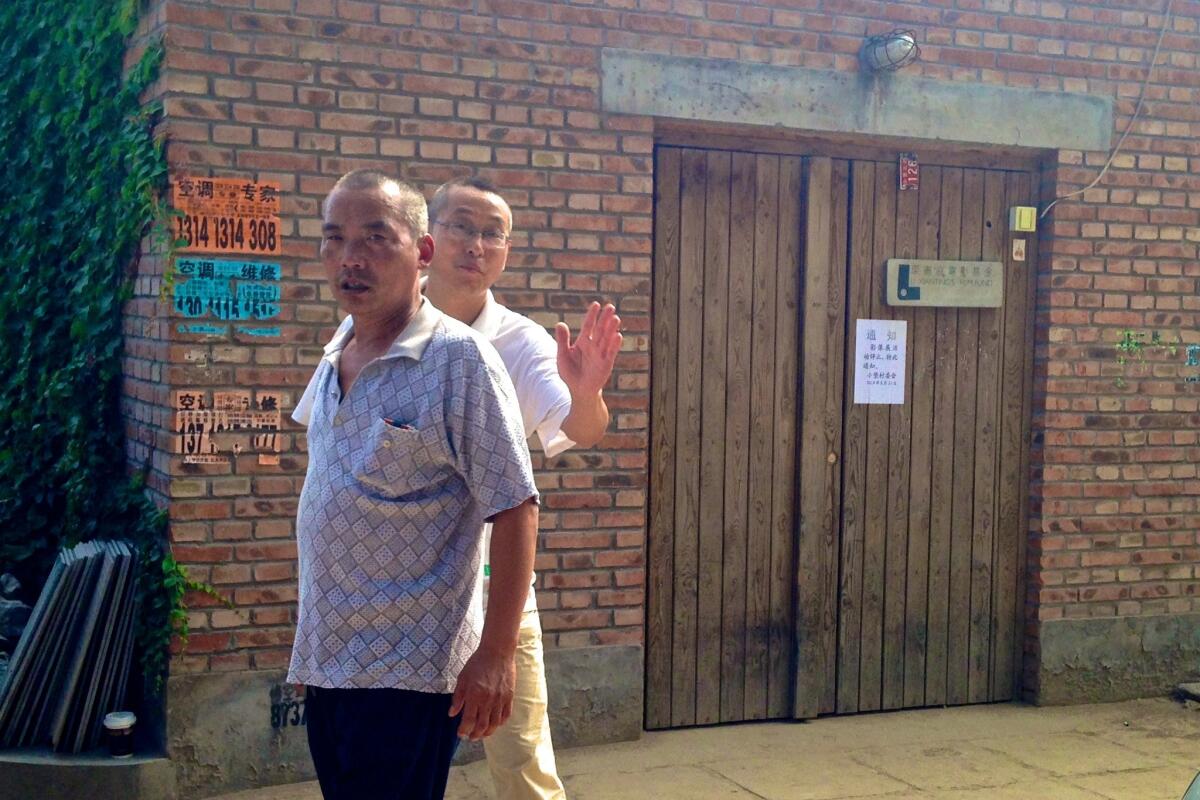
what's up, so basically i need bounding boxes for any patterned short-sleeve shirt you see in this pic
[329,285,577,615]
[286,299,538,694]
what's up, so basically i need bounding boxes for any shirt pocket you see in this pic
[353,417,450,499]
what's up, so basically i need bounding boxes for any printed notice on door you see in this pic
[854,319,907,405]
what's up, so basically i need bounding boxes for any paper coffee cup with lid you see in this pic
[103,711,136,758]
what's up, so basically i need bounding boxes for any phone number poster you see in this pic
[174,390,282,465]
[172,258,281,322]
[173,177,282,255]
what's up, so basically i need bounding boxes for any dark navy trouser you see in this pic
[305,685,461,800]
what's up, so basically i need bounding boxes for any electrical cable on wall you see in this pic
[1040,0,1176,220]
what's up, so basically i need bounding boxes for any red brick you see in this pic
[595,628,642,645]
[401,74,476,98]
[209,652,251,672]
[252,648,293,669]
[211,564,252,584]
[253,562,295,582]
[540,610,610,630]
[542,571,611,589]
[233,585,298,605]
[179,632,234,654]
[235,542,297,561]
[234,59,314,83]
[237,628,298,648]
[253,607,293,626]
[165,49,232,75]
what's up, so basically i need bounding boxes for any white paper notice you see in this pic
[854,319,907,405]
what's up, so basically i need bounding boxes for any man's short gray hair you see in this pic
[326,169,428,236]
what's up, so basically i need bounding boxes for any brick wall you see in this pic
[130,0,1200,686]
[122,4,173,513]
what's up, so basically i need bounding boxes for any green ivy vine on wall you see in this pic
[1112,329,1189,389]
[0,0,218,693]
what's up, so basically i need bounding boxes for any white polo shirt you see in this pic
[468,291,577,613]
[468,290,575,458]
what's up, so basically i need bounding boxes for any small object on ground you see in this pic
[103,711,136,758]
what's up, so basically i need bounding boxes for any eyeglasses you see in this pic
[433,219,511,248]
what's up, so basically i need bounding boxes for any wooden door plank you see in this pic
[903,165,942,708]
[647,147,682,729]
[768,155,803,719]
[969,170,1005,703]
[671,148,706,727]
[859,161,897,713]
[945,169,984,705]
[947,168,984,706]
[1015,172,1037,703]
[745,154,780,720]
[697,150,731,725]
[925,167,962,706]
[836,160,875,714]
[822,158,850,715]
[884,167,916,710]
[795,156,838,719]
[993,169,1041,700]
[721,152,755,722]
[990,169,1025,701]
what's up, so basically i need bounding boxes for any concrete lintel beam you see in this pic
[602,48,1113,153]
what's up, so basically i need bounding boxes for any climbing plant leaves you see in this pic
[0,0,184,691]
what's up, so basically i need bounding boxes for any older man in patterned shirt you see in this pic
[288,169,539,800]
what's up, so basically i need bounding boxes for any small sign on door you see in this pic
[899,153,919,191]
[854,319,907,405]
[885,259,1004,307]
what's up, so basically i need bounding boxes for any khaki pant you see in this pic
[483,609,566,800]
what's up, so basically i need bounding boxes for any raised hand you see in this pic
[554,301,622,399]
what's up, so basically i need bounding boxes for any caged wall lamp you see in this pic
[860,29,921,72]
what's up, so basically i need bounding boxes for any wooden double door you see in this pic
[646,145,1036,728]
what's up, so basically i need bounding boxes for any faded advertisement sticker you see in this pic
[236,325,281,338]
[173,258,281,325]
[177,323,229,336]
[174,390,282,465]
[173,177,282,256]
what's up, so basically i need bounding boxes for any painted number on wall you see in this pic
[269,683,306,730]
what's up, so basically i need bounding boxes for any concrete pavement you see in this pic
[206,698,1200,800]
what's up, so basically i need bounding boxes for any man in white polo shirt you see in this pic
[288,170,540,800]
[424,176,621,800]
